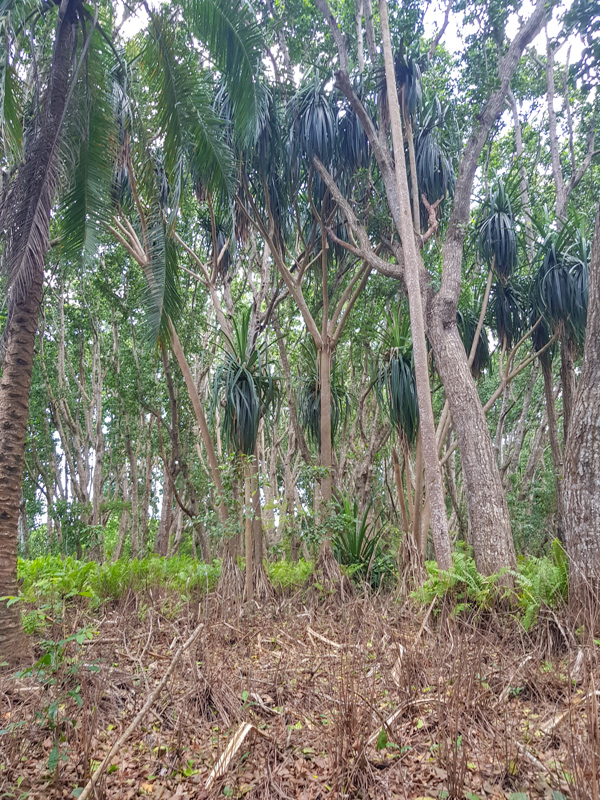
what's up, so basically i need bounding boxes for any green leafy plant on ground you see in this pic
[413,541,569,627]
[516,539,568,629]
[330,494,394,588]
[413,545,506,613]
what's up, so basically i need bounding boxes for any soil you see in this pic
[0,590,597,799]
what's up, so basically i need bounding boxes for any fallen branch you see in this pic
[205,722,272,790]
[539,689,600,735]
[307,626,345,649]
[78,621,204,800]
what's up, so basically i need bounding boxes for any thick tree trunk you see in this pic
[563,206,600,607]
[0,4,78,664]
[427,319,516,576]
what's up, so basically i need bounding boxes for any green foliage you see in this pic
[414,543,569,628]
[267,559,313,589]
[414,546,505,612]
[532,222,590,344]
[331,494,390,587]
[214,306,276,455]
[516,540,569,629]
[456,300,490,379]
[478,179,519,279]
[376,308,419,444]
[297,339,349,450]
[18,556,221,609]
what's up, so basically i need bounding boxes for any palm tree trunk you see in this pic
[0,4,78,664]
[379,0,451,569]
[563,205,600,609]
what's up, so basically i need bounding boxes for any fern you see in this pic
[515,540,568,629]
[413,545,507,612]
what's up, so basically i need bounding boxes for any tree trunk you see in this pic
[155,474,173,557]
[392,447,409,534]
[169,323,228,525]
[427,319,517,576]
[560,331,577,442]
[0,4,78,664]
[244,463,253,602]
[541,358,565,541]
[563,205,600,607]
[319,222,333,506]
[379,0,451,569]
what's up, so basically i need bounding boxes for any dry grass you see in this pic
[0,589,598,800]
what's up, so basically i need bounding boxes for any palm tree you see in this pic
[0,0,108,663]
[213,307,276,601]
[0,0,267,662]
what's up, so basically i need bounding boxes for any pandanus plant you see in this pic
[532,220,590,438]
[478,179,524,352]
[375,309,422,551]
[456,296,491,380]
[297,339,349,451]
[213,307,276,601]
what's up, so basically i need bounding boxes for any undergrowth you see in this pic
[16,543,569,636]
[16,555,314,613]
[413,540,569,628]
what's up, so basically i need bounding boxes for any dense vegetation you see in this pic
[0,0,599,796]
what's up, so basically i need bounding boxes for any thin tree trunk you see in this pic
[392,446,409,534]
[169,323,228,525]
[541,358,564,540]
[156,473,173,557]
[379,0,451,569]
[563,205,600,607]
[139,419,154,555]
[319,224,333,506]
[244,463,253,602]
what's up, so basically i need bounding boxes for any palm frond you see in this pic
[214,306,277,455]
[456,303,490,379]
[0,19,22,158]
[141,15,234,198]
[490,280,524,350]
[180,0,267,146]
[59,28,119,266]
[297,339,349,450]
[145,198,182,343]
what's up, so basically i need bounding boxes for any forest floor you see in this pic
[0,588,598,800]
